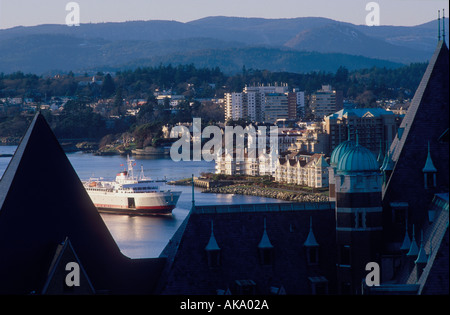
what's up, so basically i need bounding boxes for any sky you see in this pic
[0,0,449,29]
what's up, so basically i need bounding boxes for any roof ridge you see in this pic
[390,41,448,163]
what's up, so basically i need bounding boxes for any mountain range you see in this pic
[0,16,447,75]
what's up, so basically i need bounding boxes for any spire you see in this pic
[400,218,411,252]
[303,217,319,247]
[422,142,437,173]
[377,140,384,166]
[407,225,419,257]
[191,174,195,210]
[438,10,441,41]
[381,145,394,172]
[443,9,446,43]
[380,141,388,170]
[415,230,428,265]
[205,220,220,251]
[258,218,273,249]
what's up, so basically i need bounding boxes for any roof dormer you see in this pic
[205,220,221,268]
[303,217,320,266]
[258,218,274,265]
[422,142,437,189]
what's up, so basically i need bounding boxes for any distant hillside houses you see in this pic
[78,75,103,87]
[0,96,70,116]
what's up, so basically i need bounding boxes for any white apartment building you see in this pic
[274,153,329,188]
[225,93,244,121]
[224,84,304,123]
[214,150,277,177]
[310,85,343,119]
[214,148,329,188]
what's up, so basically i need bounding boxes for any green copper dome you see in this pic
[337,143,379,173]
[330,139,355,166]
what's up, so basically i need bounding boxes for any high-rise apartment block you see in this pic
[310,85,343,119]
[288,89,305,118]
[324,108,397,154]
[224,84,305,123]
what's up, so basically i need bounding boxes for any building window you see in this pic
[306,246,319,265]
[207,250,221,268]
[390,202,408,226]
[354,211,365,229]
[259,248,274,265]
[308,276,328,295]
[424,172,437,189]
[340,245,351,266]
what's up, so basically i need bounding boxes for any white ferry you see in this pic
[83,156,181,215]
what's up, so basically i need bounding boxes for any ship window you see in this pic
[128,198,135,208]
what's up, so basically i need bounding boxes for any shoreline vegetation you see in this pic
[204,185,330,202]
[168,174,330,202]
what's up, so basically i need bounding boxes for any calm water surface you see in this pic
[0,146,283,258]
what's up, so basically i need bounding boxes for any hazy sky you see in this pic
[0,0,449,29]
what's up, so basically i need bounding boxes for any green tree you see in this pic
[112,88,124,116]
[101,73,116,98]
[53,100,106,139]
[137,94,157,124]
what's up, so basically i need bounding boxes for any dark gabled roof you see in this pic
[288,159,298,167]
[421,228,449,294]
[41,237,95,295]
[0,113,165,294]
[157,202,337,295]
[366,193,448,295]
[419,193,449,294]
[383,40,449,230]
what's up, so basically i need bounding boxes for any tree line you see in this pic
[0,62,427,142]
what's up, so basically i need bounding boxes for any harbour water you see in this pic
[0,146,283,258]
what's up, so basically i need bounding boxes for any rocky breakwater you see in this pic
[204,185,329,202]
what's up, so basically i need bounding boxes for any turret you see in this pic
[328,129,355,201]
[334,132,383,294]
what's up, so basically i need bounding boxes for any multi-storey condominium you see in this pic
[264,93,289,123]
[224,84,304,123]
[288,89,305,118]
[224,92,243,121]
[274,153,330,188]
[324,107,398,154]
[310,85,343,119]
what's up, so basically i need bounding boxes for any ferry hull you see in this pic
[87,191,181,216]
[84,155,182,216]
[96,205,175,216]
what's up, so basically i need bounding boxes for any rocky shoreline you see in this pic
[203,184,329,202]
